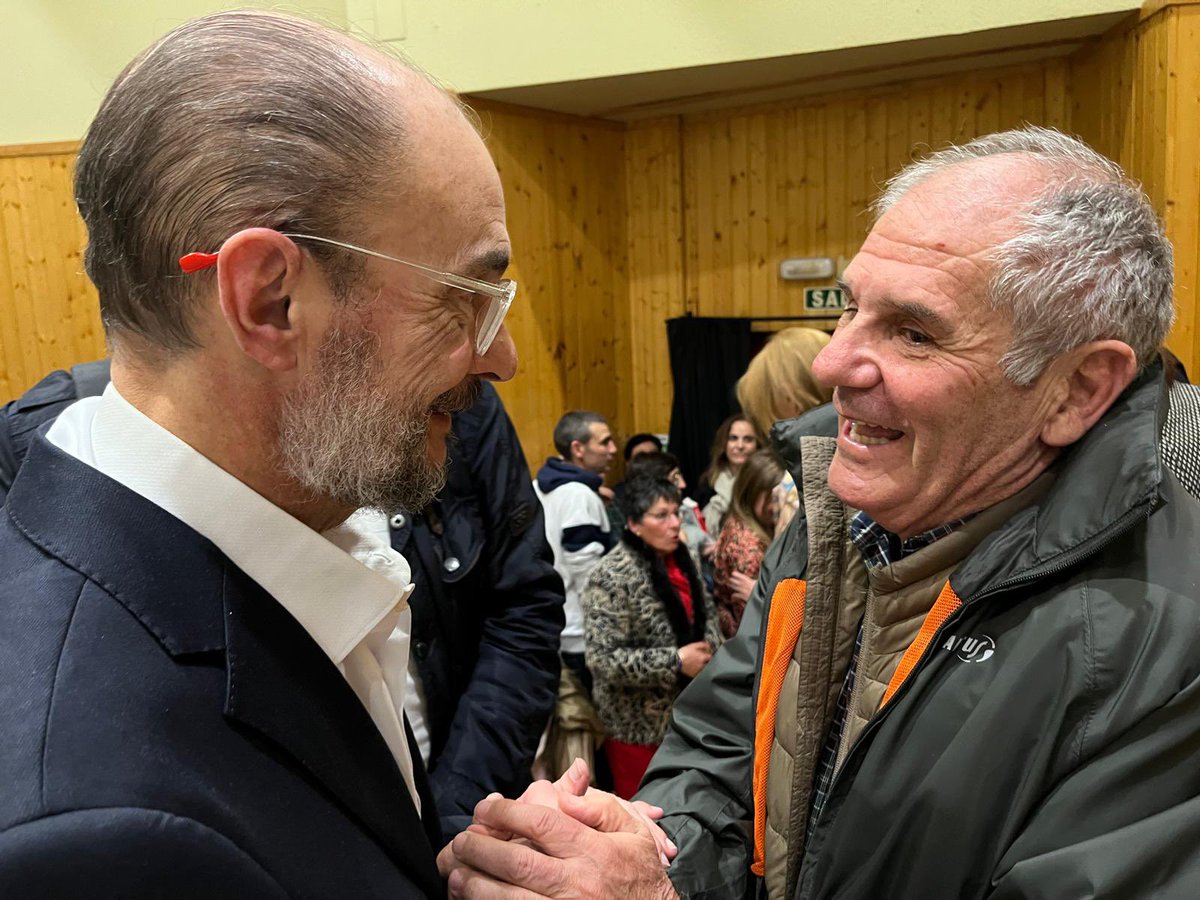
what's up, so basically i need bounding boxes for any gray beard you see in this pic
[278,322,476,514]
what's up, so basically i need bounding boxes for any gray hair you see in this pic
[75,10,433,354]
[874,126,1174,384]
[554,411,607,458]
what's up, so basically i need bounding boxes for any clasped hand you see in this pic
[438,759,679,899]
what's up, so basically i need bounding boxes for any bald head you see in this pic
[75,10,468,357]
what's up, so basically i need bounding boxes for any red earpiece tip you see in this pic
[179,252,219,273]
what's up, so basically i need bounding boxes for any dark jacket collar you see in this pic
[771,362,1169,598]
[6,435,443,894]
[536,457,603,493]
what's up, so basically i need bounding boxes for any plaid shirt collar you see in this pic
[849,510,968,570]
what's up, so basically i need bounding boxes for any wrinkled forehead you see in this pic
[875,154,1053,256]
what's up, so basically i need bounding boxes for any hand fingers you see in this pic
[468,821,514,841]
[625,800,677,860]
[473,797,594,859]
[550,758,590,797]
[447,862,551,900]
[450,828,567,896]
[629,799,664,821]
[520,780,563,809]
[559,790,674,863]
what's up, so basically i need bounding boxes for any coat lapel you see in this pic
[12,437,444,895]
[222,568,442,895]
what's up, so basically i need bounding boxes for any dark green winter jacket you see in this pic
[637,362,1200,899]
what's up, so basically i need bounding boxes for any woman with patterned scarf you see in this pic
[581,475,724,799]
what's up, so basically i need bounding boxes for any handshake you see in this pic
[438,758,680,899]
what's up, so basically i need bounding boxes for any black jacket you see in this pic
[638,363,1200,899]
[0,436,443,898]
[389,383,564,832]
[0,368,564,841]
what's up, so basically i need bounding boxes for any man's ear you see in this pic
[569,439,584,463]
[1040,340,1139,447]
[215,228,307,371]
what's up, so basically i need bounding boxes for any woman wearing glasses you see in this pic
[580,474,723,799]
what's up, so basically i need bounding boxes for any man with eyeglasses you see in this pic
[0,11,523,898]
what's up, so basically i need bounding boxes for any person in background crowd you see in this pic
[698,414,759,532]
[534,410,618,693]
[737,327,833,441]
[737,327,834,535]
[0,10,519,897]
[442,126,1200,900]
[626,450,714,562]
[624,432,664,461]
[712,450,784,638]
[581,475,722,799]
[534,411,618,782]
[608,432,665,533]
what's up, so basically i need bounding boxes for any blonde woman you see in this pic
[736,327,833,533]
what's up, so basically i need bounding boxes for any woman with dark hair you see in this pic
[712,450,784,638]
[698,414,759,533]
[607,433,666,534]
[582,475,723,799]
[626,450,713,560]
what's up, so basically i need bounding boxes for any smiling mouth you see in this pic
[846,419,905,446]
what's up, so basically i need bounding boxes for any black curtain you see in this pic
[667,316,754,492]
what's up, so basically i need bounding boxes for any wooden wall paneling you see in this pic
[824,106,848,290]
[624,117,685,434]
[805,103,828,284]
[844,98,870,253]
[0,149,103,402]
[682,119,709,315]
[728,112,751,317]
[764,106,790,318]
[1048,59,1070,129]
[477,104,571,467]
[1164,6,1200,367]
[747,113,770,317]
[784,106,808,315]
[708,119,734,317]
[475,102,630,467]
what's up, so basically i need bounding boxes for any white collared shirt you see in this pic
[47,384,421,813]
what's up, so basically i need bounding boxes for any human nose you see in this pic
[470,322,517,382]
[811,323,879,391]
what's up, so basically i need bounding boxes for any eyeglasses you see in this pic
[179,233,517,356]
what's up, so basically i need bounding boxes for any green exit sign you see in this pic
[803,287,846,311]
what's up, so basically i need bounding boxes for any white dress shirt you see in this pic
[46,384,421,813]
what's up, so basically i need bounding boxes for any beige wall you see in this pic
[3,0,1136,143]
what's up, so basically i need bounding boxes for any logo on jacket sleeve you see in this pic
[941,633,995,663]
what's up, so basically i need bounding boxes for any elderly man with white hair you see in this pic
[442,127,1200,900]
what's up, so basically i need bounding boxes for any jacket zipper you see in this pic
[797,496,1157,892]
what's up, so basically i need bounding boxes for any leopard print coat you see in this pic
[581,538,723,745]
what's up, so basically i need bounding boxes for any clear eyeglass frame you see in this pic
[281,233,516,356]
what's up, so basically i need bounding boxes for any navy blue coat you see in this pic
[392,383,564,834]
[0,436,444,898]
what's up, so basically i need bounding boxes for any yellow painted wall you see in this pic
[3,0,1137,143]
[385,0,1136,93]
